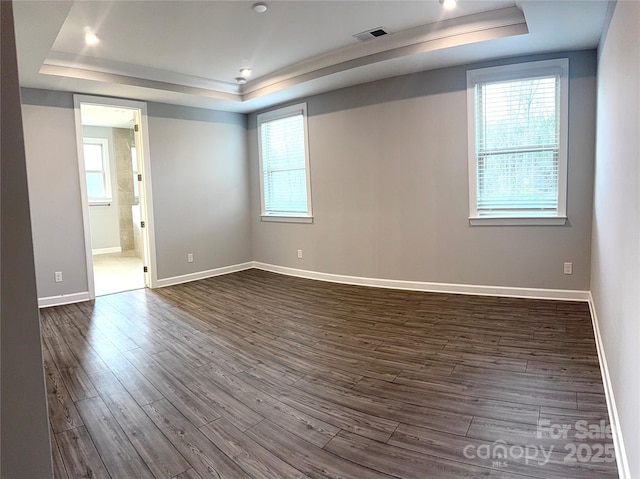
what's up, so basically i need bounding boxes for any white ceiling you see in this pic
[81,104,135,128]
[13,0,610,114]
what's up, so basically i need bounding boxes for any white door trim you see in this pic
[73,95,158,298]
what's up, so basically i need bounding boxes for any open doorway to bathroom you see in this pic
[75,97,155,297]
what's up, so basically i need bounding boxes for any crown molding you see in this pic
[38,7,527,106]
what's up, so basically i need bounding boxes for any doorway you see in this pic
[74,96,156,297]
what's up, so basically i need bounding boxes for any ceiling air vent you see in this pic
[353,27,388,42]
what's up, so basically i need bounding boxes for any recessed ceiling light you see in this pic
[439,0,457,9]
[239,68,252,78]
[84,31,99,46]
[252,2,268,13]
[235,77,247,85]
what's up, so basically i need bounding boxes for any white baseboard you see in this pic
[156,262,254,288]
[252,262,590,301]
[92,247,122,255]
[38,292,92,308]
[588,293,630,479]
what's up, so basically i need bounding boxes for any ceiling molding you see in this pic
[39,63,242,102]
[243,7,527,99]
[14,1,608,113]
[42,50,241,96]
[37,6,527,106]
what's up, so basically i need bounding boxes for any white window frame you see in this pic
[83,137,112,205]
[257,103,313,223]
[466,59,569,226]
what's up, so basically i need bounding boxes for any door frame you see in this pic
[73,95,158,298]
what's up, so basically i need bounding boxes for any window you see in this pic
[83,138,112,204]
[467,59,569,225]
[257,103,312,223]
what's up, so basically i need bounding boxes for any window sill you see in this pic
[261,215,313,224]
[469,216,567,226]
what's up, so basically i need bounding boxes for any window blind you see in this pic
[474,76,560,215]
[260,113,308,214]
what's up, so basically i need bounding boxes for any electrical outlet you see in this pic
[187,253,194,263]
[54,271,63,283]
[563,262,573,275]
[297,249,303,259]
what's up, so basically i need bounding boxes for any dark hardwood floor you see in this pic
[40,269,619,478]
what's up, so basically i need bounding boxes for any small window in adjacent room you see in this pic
[467,59,569,225]
[83,138,112,204]
[257,103,313,223]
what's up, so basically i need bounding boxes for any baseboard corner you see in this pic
[155,261,254,288]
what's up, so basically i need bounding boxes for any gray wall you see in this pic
[249,50,596,290]
[21,92,251,297]
[1,1,54,477]
[591,2,639,476]
[147,104,251,279]
[22,90,89,299]
[23,52,596,298]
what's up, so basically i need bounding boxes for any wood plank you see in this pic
[578,392,610,412]
[499,337,597,354]
[42,348,84,433]
[124,348,222,427]
[240,366,398,442]
[325,429,528,479]
[143,399,249,479]
[450,364,606,394]
[55,426,110,479]
[73,301,140,351]
[43,329,82,370]
[539,406,613,425]
[151,351,264,432]
[354,376,540,425]
[84,329,136,371]
[389,422,618,479]
[295,376,473,435]
[58,365,98,402]
[526,359,603,378]
[240,332,364,387]
[50,427,70,479]
[269,336,401,382]
[111,363,164,406]
[467,416,571,449]
[537,408,614,445]
[435,349,528,373]
[92,298,167,354]
[201,418,311,479]
[89,369,191,478]
[392,369,579,409]
[76,396,155,479]
[173,469,203,479]
[157,351,337,446]
[245,419,393,479]
[50,318,109,375]
[313,339,455,376]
